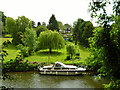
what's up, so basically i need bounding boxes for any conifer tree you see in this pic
[48,14,59,32]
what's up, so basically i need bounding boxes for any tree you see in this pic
[42,22,46,27]
[81,21,94,47]
[16,16,32,33]
[78,21,86,44]
[5,17,17,36]
[47,14,59,32]
[66,43,75,59]
[35,25,48,37]
[1,11,7,34]
[72,18,84,45]
[37,22,41,27]
[32,21,36,28]
[57,21,64,31]
[5,16,32,45]
[38,30,64,53]
[88,0,120,88]
[22,27,37,54]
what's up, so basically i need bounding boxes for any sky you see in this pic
[0,0,102,26]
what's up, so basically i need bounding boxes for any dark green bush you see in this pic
[76,53,80,56]
[2,41,8,47]
[66,56,70,60]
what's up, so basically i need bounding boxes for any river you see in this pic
[2,71,109,88]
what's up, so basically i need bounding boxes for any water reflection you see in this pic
[2,71,108,88]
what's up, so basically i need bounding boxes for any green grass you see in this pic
[2,38,90,65]
[3,44,20,62]
[3,46,90,65]
[2,34,12,38]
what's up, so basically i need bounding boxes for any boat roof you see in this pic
[55,61,66,66]
[55,61,77,68]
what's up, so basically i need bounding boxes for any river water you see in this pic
[2,71,109,88]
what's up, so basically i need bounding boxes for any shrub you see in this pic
[3,54,40,72]
[17,44,29,57]
[76,53,80,56]
[66,43,75,59]
[66,56,70,60]
[2,41,8,47]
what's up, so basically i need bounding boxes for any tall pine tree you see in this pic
[48,14,59,32]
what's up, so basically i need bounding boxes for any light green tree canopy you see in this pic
[16,16,32,33]
[22,27,37,51]
[66,43,75,59]
[38,30,64,53]
[5,16,32,45]
[5,17,17,35]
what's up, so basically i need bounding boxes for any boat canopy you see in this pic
[55,61,77,68]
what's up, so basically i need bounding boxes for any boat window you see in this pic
[55,63,62,68]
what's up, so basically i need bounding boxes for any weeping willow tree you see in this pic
[38,30,65,53]
[38,30,64,64]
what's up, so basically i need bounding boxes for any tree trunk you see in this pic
[75,33,77,45]
[71,54,72,59]
[49,48,52,53]
[48,52,50,65]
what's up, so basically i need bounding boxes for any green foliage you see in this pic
[66,56,70,60]
[103,80,120,88]
[35,25,48,37]
[81,21,94,47]
[16,44,29,57]
[3,54,39,72]
[66,43,75,59]
[38,30,64,53]
[37,22,41,27]
[32,21,36,28]
[5,16,32,45]
[57,21,64,31]
[42,22,46,27]
[72,18,94,47]
[22,28,37,53]
[12,32,24,45]
[72,18,84,45]
[86,28,105,71]
[5,17,17,35]
[1,49,8,62]
[2,40,11,48]
[47,14,59,32]
[1,11,7,34]
[16,16,32,32]
[88,0,120,88]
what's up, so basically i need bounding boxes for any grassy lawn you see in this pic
[2,38,90,65]
[3,44,20,62]
[2,34,12,38]
[3,45,90,65]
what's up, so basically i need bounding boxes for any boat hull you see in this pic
[39,70,92,76]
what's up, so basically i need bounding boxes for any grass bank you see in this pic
[2,38,90,65]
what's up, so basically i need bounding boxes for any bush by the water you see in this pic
[2,54,39,72]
